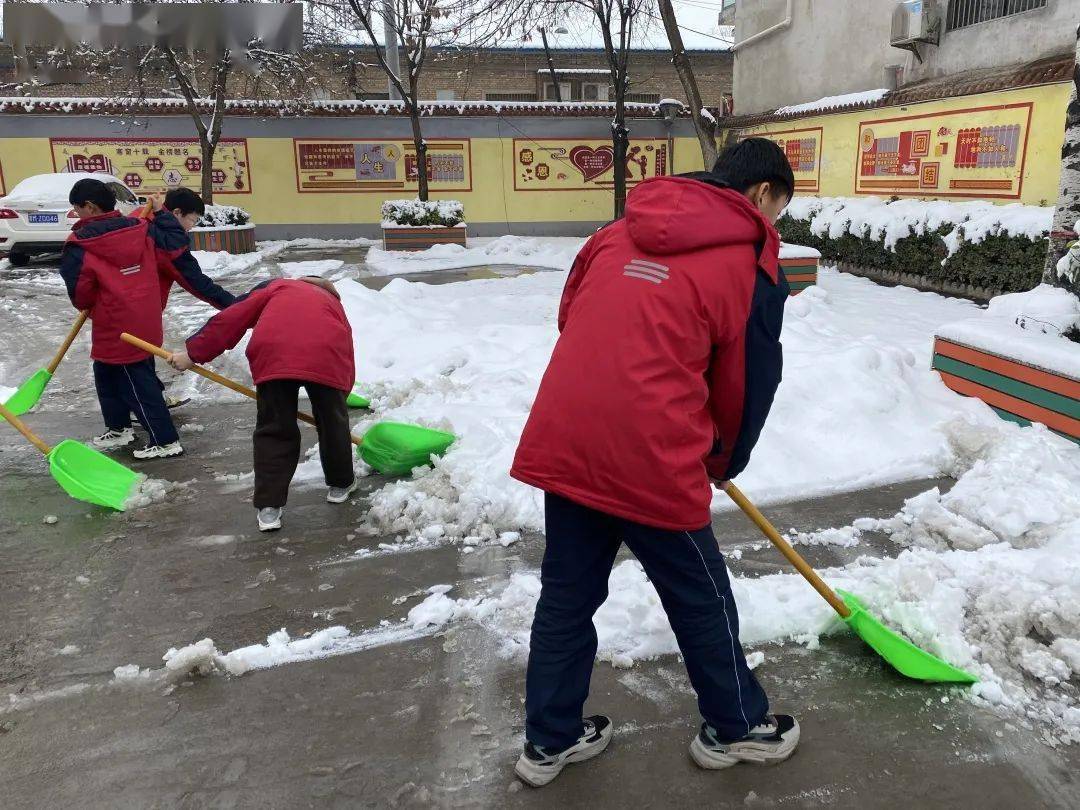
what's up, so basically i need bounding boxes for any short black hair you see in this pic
[164,187,206,217]
[711,137,795,202]
[69,178,116,212]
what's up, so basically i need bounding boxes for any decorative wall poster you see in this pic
[293,139,472,193]
[49,138,251,194]
[856,102,1032,198]
[752,127,822,193]
[513,139,670,191]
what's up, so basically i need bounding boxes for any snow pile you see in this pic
[122,477,171,511]
[277,259,345,279]
[775,88,889,117]
[381,198,464,228]
[784,196,1052,255]
[1,172,122,207]
[192,241,287,275]
[330,266,996,545]
[937,284,1080,379]
[364,235,584,276]
[0,385,14,403]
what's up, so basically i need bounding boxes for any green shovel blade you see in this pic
[838,590,978,684]
[47,439,143,512]
[3,368,52,416]
[357,421,456,475]
[346,390,370,409]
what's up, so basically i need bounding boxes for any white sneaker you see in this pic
[132,441,184,460]
[690,714,800,770]
[92,428,135,449]
[257,507,283,532]
[514,715,613,787]
[326,480,358,504]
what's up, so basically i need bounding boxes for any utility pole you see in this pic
[540,26,562,102]
[383,0,401,100]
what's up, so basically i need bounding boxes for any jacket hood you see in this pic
[300,276,341,299]
[624,176,780,282]
[72,211,148,267]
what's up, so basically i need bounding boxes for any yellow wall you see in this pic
[0,131,707,227]
[743,82,1070,206]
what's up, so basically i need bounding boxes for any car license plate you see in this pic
[28,213,59,224]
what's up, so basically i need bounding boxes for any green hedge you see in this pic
[777,214,1045,293]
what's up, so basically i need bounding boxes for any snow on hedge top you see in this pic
[382,199,464,228]
[195,204,251,229]
[2,172,125,206]
[784,196,1052,254]
[774,88,889,116]
[937,285,1080,380]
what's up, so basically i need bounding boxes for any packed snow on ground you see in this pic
[937,284,1080,379]
[192,241,287,275]
[333,265,992,544]
[775,88,889,116]
[785,196,1052,254]
[364,235,586,276]
[277,259,346,279]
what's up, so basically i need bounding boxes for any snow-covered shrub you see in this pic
[197,204,251,228]
[778,197,1051,295]
[382,198,464,228]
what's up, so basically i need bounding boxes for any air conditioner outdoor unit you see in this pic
[890,0,941,62]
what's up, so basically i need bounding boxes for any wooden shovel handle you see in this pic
[0,400,52,455]
[723,482,851,619]
[47,311,89,374]
[119,333,363,447]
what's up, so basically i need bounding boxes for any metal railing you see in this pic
[946,0,1047,30]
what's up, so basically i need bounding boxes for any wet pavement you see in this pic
[1,247,1079,808]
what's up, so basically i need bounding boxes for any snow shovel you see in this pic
[120,334,456,472]
[3,311,88,415]
[722,483,977,684]
[0,401,142,511]
[346,388,370,409]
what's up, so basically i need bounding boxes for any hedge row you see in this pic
[776,215,1046,294]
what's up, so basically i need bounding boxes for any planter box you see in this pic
[932,335,1080,444]
[779,243,820,296]
[382,225,467,252]
[190,224,256,254]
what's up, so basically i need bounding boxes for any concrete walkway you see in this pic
[2,404,1078,809]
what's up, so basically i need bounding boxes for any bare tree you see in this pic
[17,1,310,203]
[657,0,716,169]
[319,0,527,201]
[538,0,648,218]
[1044,22,1080,296]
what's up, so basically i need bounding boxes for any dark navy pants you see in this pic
[526,492,769,750]
[93,358,179,446]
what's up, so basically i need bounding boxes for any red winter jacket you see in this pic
[511,175,788,531]
[185,278,355,392]
[59,210,235,364]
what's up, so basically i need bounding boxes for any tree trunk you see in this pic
[1044,24,1080,295]
[408,101,429,202]
[540,28,562,102]
[200,137,216,204]
[657,0,716,169]
[612,91,629,219]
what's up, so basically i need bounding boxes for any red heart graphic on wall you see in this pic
[569,145,615,182]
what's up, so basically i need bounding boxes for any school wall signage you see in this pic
[856,102,1032,199]
[292,138,473,193]
[49,138,252,195]
[513,138,671,191]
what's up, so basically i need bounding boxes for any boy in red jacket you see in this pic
[169,277,356,532]
[510,139,797,786]
[60,178,235,459]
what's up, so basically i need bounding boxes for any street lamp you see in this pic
[540,25,569,102]
[658,99,683,174]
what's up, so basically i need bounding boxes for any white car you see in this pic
[0,172,142,266]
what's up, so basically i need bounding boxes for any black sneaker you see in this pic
[690,714,800,770]
[514,714,613,787]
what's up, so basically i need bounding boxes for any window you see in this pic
[108,182,137,204]
[946,0,1046,30]
[544,82,572,101]
[582,83,609,102]
[436,89,456,101]
[624,92,662,104]
[484,92,539,102]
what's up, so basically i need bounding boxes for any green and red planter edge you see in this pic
[780,243,820,295]
[382,222,467,251]
[931,332,1080,444]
